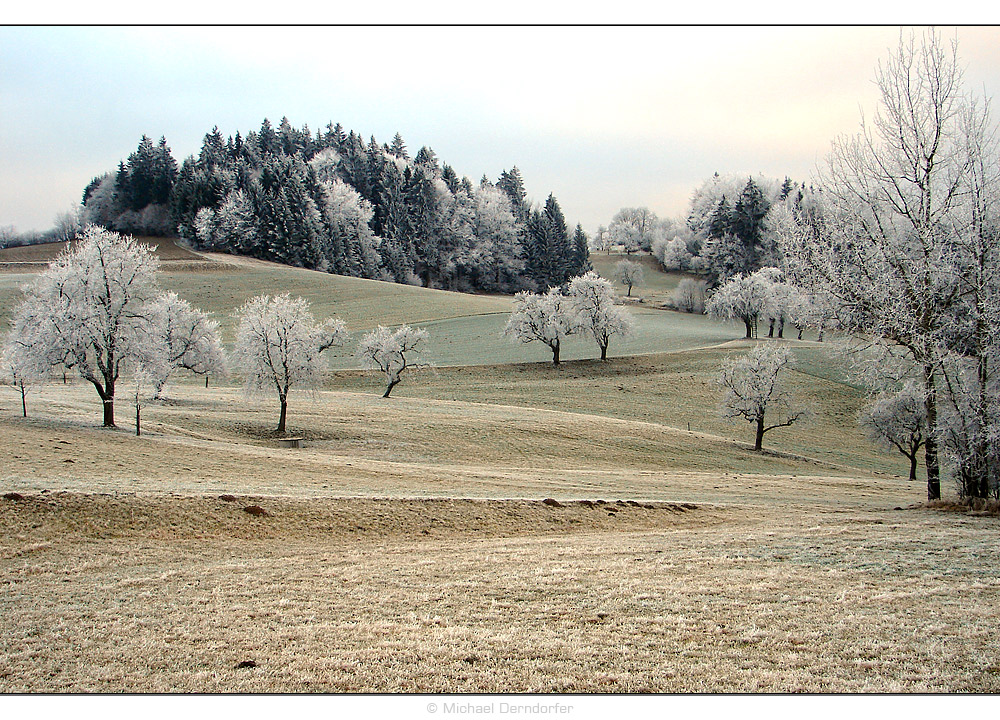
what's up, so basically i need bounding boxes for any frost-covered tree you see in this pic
[317,178,381,278]
[860,382,928,480]
[2,328,50,418]
[705,271,772,338]
[608,207,659,253]
[613,259,644,297]
[7,227,161,427]
[232,293,347,432]
[778,30,996,500]
[81,174,119,229]
[762,280,799,339]
[568,272,635,360]
[718,344,806,451]
[669,278,708,314]
[53,206,83,243]
[356,325,428,398]
[470,184,524,291]
[504,288,578,365]
[652,236,692,271]
[195,189,259,256]
[144,292,226,397]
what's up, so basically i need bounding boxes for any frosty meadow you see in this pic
[1,29,999,693]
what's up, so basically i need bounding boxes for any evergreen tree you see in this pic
[199,127,227,168]
[731,178,771,269]
[441,164,460,194]
[708,195,733,239]
[116,135,177,212]
[389,132,408,159]
[543,193,572,285]
[497,167,529,221]
[571,224,592,275]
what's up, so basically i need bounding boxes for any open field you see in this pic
[1,239,997,692]
[589,251,691,307]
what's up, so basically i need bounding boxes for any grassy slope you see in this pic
[1,238,897,476]
[589,250,692,306]
[3,240,998,693]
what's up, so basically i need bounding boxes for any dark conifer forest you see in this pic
[79,119,591,293]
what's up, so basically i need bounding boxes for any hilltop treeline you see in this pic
[80,118,590,293]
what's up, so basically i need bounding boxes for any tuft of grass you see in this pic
[925,498,1000,517]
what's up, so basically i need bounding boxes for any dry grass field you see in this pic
[1,239,998,693]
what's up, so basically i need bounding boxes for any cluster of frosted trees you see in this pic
[698,31,999,501]
[705,267,819,341]
[2,228,428,433]
[593,175,819,286]
[779,30,1000,502]
[504,272,635,364]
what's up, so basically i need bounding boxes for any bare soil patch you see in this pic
[0,492,719,544]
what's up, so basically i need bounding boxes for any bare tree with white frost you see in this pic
[608,207,660,253]
[860,382,928,481]
[7,226,161,427]
[613,259,644,298]
[232,293,347,433]
[568,272,634,360]
[504,288,578,366]
[705,271,771,339]
[669,278,708,314]
[356,325,429,398]
[652,236,693,272]
[778,29,999,500]
[144,292,226,397]
[2,330,49,418]
[718,344,807,451]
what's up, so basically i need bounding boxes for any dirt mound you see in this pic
[0,493,720,542]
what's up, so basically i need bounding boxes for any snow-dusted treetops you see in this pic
[79,121,589,294]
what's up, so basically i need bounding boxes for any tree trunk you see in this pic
[19,382,27,418]
[93,376,116,427]
[777,319,785,339]
[744,319,753,339]
[277,397,288,433]
[768,319,775,338]
[797,327,803,340]
[136,402,141,437]
[383,379,399,398]
[923,363,941,501]
[552,343,560,366]
[754,416,765,451]
[908,452,918,481]
[600,344,608,361]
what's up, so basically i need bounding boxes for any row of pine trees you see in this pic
[81,118,591,293]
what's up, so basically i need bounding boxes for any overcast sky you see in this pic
[2,24,999,235]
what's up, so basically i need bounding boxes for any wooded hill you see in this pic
[80,119,591,294]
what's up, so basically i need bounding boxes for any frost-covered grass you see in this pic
[2,491,998,692]
[588,251,689,305]
[4,241,992,693]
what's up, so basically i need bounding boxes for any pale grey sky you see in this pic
[2,24,999,235]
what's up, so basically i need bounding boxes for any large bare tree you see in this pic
[780,30,997,500]
[7,226,161,427]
